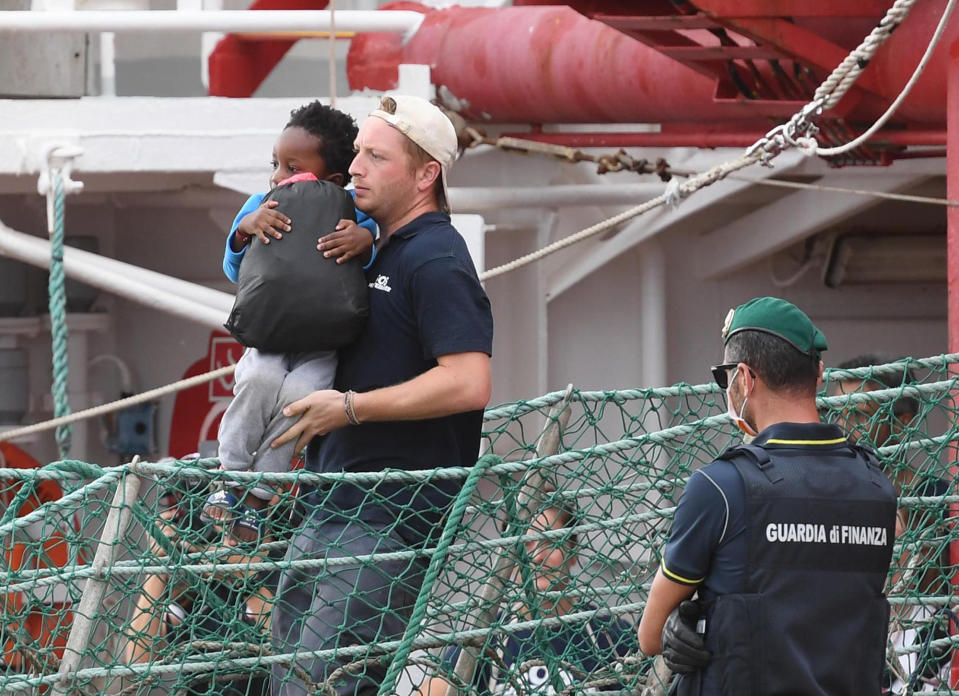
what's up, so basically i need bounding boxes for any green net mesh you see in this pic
[0,355,957,696]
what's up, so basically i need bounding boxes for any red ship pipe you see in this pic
[348,3,820,124]
[347,1,958,126]
[946,34,959,691]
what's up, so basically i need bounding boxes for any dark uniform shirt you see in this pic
[307,212,494,543]
[441,607,637,696]
[165,565,279,696]
[664,421,897,696]
[662,422,851,601]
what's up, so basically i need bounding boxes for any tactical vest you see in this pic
[678,442,897,696]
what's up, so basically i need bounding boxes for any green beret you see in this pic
[722,296,827,357]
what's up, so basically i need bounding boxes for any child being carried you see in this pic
[208,101,376,542]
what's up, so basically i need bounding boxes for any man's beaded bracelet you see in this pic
[344,390,361,426]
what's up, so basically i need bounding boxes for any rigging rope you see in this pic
[815,0,958,157]
[722,175,956,206]
[478,152,761,281]
[47,170,71,459]
[475,0,940,281]
[0,363,237,444]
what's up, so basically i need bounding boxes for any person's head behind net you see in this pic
[277,101,358,186]
[155,467,218,547]
[831,353,919,446]
[522,495,581,595]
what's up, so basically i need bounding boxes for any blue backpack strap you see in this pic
[718,443,783,484]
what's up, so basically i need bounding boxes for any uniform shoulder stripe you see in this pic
[660,560,703,586]
[765,437,847,446]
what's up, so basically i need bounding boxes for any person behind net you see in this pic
[125,469,283,696]
[208,101,377,540]
[268,95,494,696]
[638,296,898,696]
[417,500,638,696]
[829,353,951,694]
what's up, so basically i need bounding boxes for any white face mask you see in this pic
[726,369,758,440]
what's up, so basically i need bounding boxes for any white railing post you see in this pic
[0,10,425,35]
[200,0,224,91]
[99,31,115,96]
[51,461,143,696]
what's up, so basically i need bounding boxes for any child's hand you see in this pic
[317,219,374,264]
[237,200,291,246]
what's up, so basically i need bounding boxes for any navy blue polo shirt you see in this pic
[662,422,850,601]
[307,212,493,541]
[440,607,637,696]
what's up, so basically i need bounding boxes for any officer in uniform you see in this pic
[637,297,898,696]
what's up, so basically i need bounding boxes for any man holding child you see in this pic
[270,95,494,696]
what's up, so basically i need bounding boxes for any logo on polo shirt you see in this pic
[370,275,392,293]
[494,665,578,696]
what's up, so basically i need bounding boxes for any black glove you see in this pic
[661,600,711,674]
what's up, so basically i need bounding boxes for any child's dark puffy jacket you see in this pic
[225,177,370,352]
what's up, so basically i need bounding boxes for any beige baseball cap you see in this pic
[370,95,457,214]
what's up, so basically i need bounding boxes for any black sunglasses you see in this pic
[710,362,739,390]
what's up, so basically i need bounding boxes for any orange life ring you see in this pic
[0,442,74,676]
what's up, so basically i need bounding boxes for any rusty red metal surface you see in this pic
[496,129,947,149]
[580,0,955,125]
[947,37,959,689]
[348,0,959,133]
[348,4,800,123]
[346,0,957,137]
[949,54,959,352]
[514,0,889,15]
[204,0,958,149]
[345,0,424,94]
